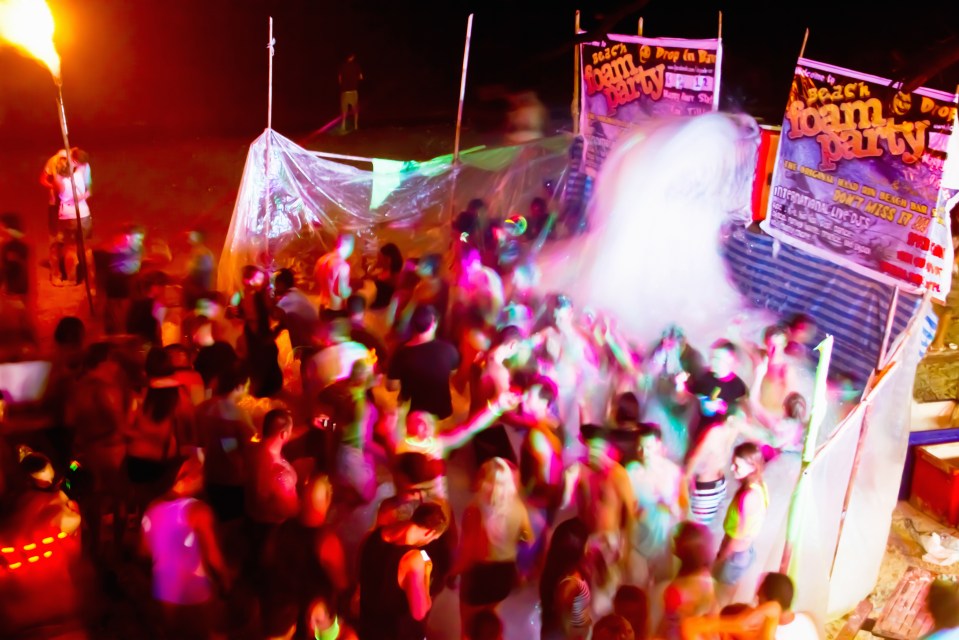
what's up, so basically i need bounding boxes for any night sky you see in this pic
[1,0,958,145]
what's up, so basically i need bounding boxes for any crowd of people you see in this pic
[2,193,954,640]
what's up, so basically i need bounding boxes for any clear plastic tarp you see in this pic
[218,129,574,292]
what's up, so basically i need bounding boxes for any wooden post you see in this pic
[452,13,474,165]
[717,11,722,39]
[572,10,582,135]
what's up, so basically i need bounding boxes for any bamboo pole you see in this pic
[572,10,582,135]
[264,17,275,261]
[877,286,900,368]
[780,334,833,573]
[54,80,94,315]
[798,28,809,60]
[829,403,873,578]
[713,12,723,110]
[452,13,474,164]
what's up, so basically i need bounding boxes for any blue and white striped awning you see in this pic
[724,226,935,384]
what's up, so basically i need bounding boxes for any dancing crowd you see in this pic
[2,198,958,640]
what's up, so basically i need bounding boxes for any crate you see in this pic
[910,442,959,527]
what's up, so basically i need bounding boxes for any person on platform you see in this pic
[338,53,363,133]
[314,234,355,318]
[357,501,449,640]
[41,147,92,286]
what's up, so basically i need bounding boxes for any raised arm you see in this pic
[437,390,519,454]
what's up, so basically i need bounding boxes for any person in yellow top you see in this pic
[714,442,768,605]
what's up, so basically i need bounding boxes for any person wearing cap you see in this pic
[566,423,637,617]
[141,455,230,639]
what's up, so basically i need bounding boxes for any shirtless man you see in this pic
[314,234,354,317]
[627,423,687,583]
[567,424,638,616]
[684,409,772,526]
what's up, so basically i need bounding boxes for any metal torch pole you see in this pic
[55,80,95,315]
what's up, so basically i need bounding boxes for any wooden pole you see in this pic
[264,17,275,262]
[54,81,95,315]
[878,286,900,368]
[452,13,474,165]
[717,11,722,39]
[572,10,582,136]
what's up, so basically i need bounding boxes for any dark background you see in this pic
[1,0,958,145]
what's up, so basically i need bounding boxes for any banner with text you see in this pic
[761,58,958,298]
[580,35,721,175]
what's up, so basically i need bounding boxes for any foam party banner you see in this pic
[580,34,722,174]
[762,58,958,298]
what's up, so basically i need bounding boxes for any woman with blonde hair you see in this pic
[455,456,533,632]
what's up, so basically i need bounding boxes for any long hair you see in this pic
[540,517,590,618]
[476,457,518,547]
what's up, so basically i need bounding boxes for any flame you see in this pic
[0,0,61,80]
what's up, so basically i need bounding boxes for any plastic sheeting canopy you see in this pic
[217,129,575,292]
